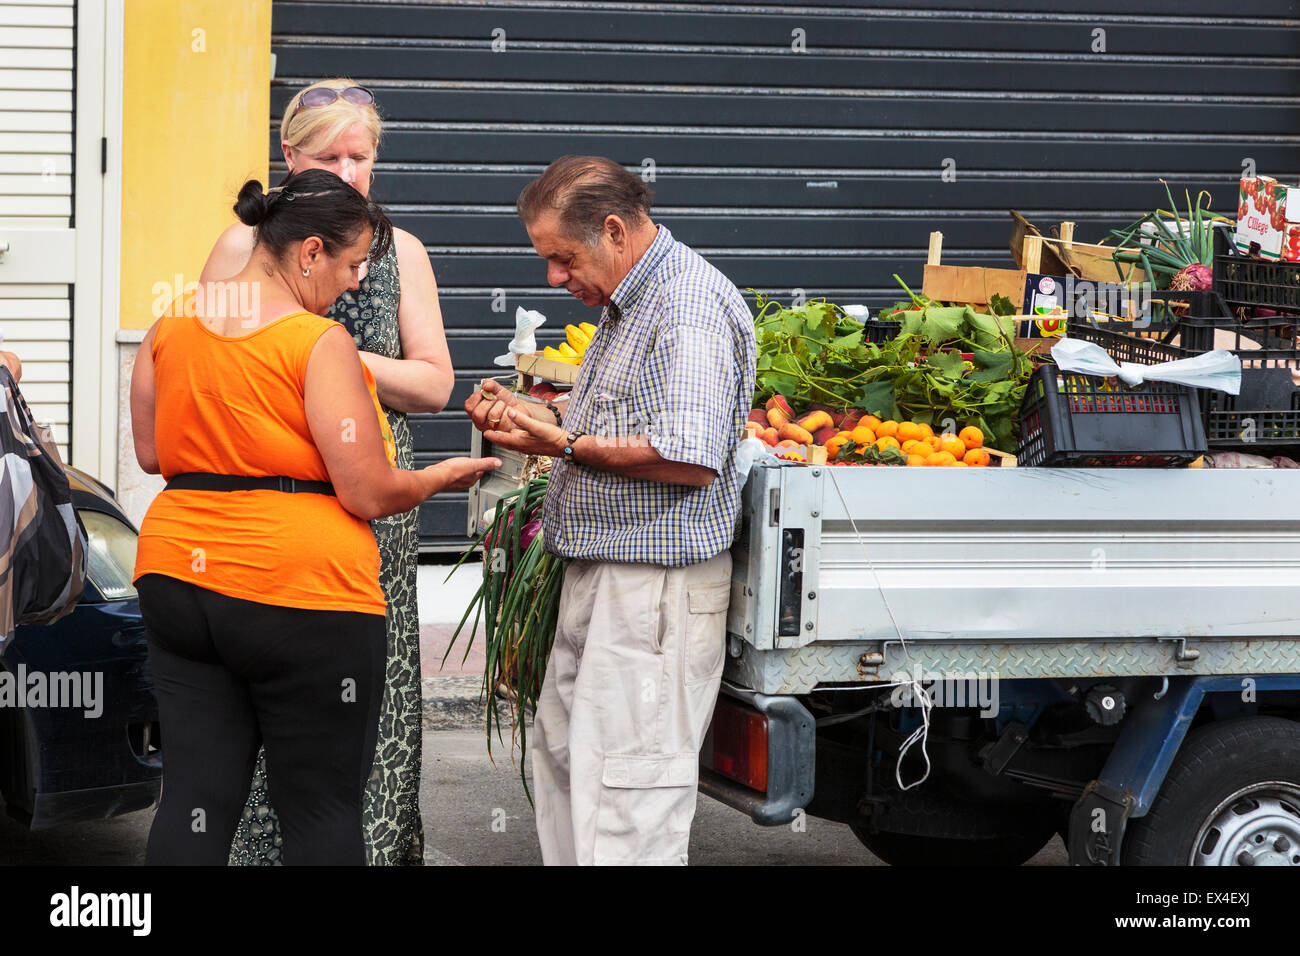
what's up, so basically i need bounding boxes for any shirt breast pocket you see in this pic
[589,389,653,442]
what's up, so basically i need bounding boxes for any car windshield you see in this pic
[80,510,138,601]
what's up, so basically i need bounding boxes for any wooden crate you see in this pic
[1021,231,1150,285]
[922,227,1149,310]
[515,352,581,387]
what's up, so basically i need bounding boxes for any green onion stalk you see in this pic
[444,473,564,801]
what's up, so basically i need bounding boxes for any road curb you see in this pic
[422,676,519,731]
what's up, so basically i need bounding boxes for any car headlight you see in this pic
[80,511,138,601]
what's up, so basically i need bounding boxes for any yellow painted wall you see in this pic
[120,0,270,330]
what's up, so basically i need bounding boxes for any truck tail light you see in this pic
[706,695,769,792]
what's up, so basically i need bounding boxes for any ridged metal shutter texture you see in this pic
[270,0,1300,549]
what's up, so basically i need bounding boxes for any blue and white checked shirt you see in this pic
[542,225,756,567]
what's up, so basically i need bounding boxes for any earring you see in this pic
[302,269,310,277]
[370,170,375,187]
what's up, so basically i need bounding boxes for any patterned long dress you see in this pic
[228,238,426,866]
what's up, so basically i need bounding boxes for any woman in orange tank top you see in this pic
[129,169,498,865]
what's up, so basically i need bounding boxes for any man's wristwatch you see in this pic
[562,431,584,463]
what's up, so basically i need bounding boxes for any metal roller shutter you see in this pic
[270,0,1300,550]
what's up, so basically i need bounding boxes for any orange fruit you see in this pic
[916,422,935,440]
[940,435,967,459]
[826,437,849,459]
[964,448,990,467]
[906,454,928,467]
[924,435,943,452]
[925,451,956,467]
[859,415,882,431]
[875,436,901,452]
[850,425,877,445]
[900,439,922,454]
[951,460,968,467]
[854,443,871,455]
[875,420,899,439]
[959,425,984,450]
[896,421,923,443]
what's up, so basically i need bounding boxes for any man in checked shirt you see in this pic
[465,155,756,865]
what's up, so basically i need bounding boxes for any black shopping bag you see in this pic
[0,366,86,646]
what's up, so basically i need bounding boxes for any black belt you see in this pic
[165,473,336,496]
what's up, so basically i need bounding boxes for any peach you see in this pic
[760,427,779,446]
[796,410,834,434]
[748,409,770,428]
[779,422,814,445]
[765,394,794,418]
[812,426,839,446]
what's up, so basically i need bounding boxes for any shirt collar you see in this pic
[604,224,672,323]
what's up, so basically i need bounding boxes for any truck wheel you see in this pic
[1125,717,1300,866]
[849,824,1056,867]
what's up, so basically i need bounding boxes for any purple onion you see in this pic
[520,519,543,551]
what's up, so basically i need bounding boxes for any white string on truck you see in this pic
[824,466,933,790]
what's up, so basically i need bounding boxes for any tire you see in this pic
[1125,716,1300,866]
[850,823,1056,867]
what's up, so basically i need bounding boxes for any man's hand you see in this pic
[464,378,521,433]
[485,406,567,458]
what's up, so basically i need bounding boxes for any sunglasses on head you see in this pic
[291,85,375,116]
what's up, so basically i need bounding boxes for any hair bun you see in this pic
[233,179,269,227]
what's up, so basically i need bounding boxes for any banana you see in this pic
[543,345,579,365]
[557,342,580,360]
[565,324,591,356]
[579,322,598,338]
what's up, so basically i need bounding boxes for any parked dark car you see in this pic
[0,467,160,828]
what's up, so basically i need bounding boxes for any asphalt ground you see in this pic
[0,720,1067,866]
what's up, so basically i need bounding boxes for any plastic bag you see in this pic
[493,307,548,367]
[1051,338,1242,395]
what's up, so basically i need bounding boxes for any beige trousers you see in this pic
[531,550,732,865]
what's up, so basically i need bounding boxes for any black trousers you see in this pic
[137,574,386,865]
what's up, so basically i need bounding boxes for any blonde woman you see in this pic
[201,79,450,866]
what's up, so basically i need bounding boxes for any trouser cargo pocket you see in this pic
[684,581,730,685]
[594,753,698,865]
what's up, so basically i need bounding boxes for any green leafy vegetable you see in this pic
[751,289,1033,451]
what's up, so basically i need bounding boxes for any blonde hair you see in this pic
[280,78,382,155]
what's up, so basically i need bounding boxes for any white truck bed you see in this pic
[726,462,1300,694]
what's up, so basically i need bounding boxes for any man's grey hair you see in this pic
[517,155,653,246]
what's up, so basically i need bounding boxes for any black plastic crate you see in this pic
[1016,366,1206,468]
[863,316,901,343]
[1213,223,1300,316]
[1067,288,1300,450]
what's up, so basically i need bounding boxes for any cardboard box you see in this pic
[1236,175,1290,260]
[1284,219,1300,263]
[921,264,1027,308]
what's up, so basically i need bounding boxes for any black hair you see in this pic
[234,168,393,263]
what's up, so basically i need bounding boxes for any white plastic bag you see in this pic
[734,436,768,484]
[493,307,548,367]
[1051,338,1241,395]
